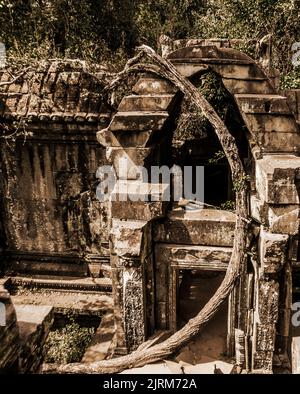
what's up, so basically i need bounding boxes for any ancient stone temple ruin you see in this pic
[0,39,300,374]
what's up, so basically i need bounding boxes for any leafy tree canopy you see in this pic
[0,0,299,83]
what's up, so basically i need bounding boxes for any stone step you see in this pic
[282,89,300,122]
[168,46,255,63]
[109,111,169,132]
[154,208,236,247]
[106,146,157,180]
[118,94,176,112]
[292,336,300,373]
[98,126,158,148]
[170,57,254,65]
[0,284,20,372]
[4,250,110,278]
[250,195,300,235]
[9,275,112,293]
[211,63,266,80]
[11,289,113,314]
[172,60,265,79]
[235,95,299,144]
[241,113,299,133]
[235,94,290,114]
[15,304,54,373]
[6,259,89,278]
[222,78,274,95]
[132,77,178,95]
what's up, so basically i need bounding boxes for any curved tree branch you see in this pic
[42,45,250,374]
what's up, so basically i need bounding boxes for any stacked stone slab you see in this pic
[0,284,19,371]
[98,43,299,371]
[97,76,180,353]
[0,282,54,372]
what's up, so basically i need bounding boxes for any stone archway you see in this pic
[97,43,300,372]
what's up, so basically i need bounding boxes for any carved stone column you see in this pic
[251,228,288,372]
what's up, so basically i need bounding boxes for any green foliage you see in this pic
[173,71,235,143]
[135,0,204,47]
[208,150,226,165]
[44,319,94,364]
[0,0,204,66]
[0,1,299,83]
[0,0,137,66]
[233,174,251,192]
[280,67,300,89]
[220,200,236,211]
[190,0,300,84]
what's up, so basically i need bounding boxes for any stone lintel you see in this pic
[155,243,231,271]
[154,209,236,247]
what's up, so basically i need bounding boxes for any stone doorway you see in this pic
[170,269,230,358]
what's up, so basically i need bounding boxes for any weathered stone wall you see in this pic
[0,134,108,271]
[0,61,112,276]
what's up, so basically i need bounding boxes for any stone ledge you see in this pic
[235,94,290,114]
[16,304,54,373]
[109,111,169,132]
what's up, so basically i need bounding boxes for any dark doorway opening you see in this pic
[177,270,229,363]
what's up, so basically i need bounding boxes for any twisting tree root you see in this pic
[42,45,250,374]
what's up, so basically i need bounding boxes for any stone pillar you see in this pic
[110,219,150,353]
[96,74,178,353]
[251,228,288,372]
[109,182,169,353]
